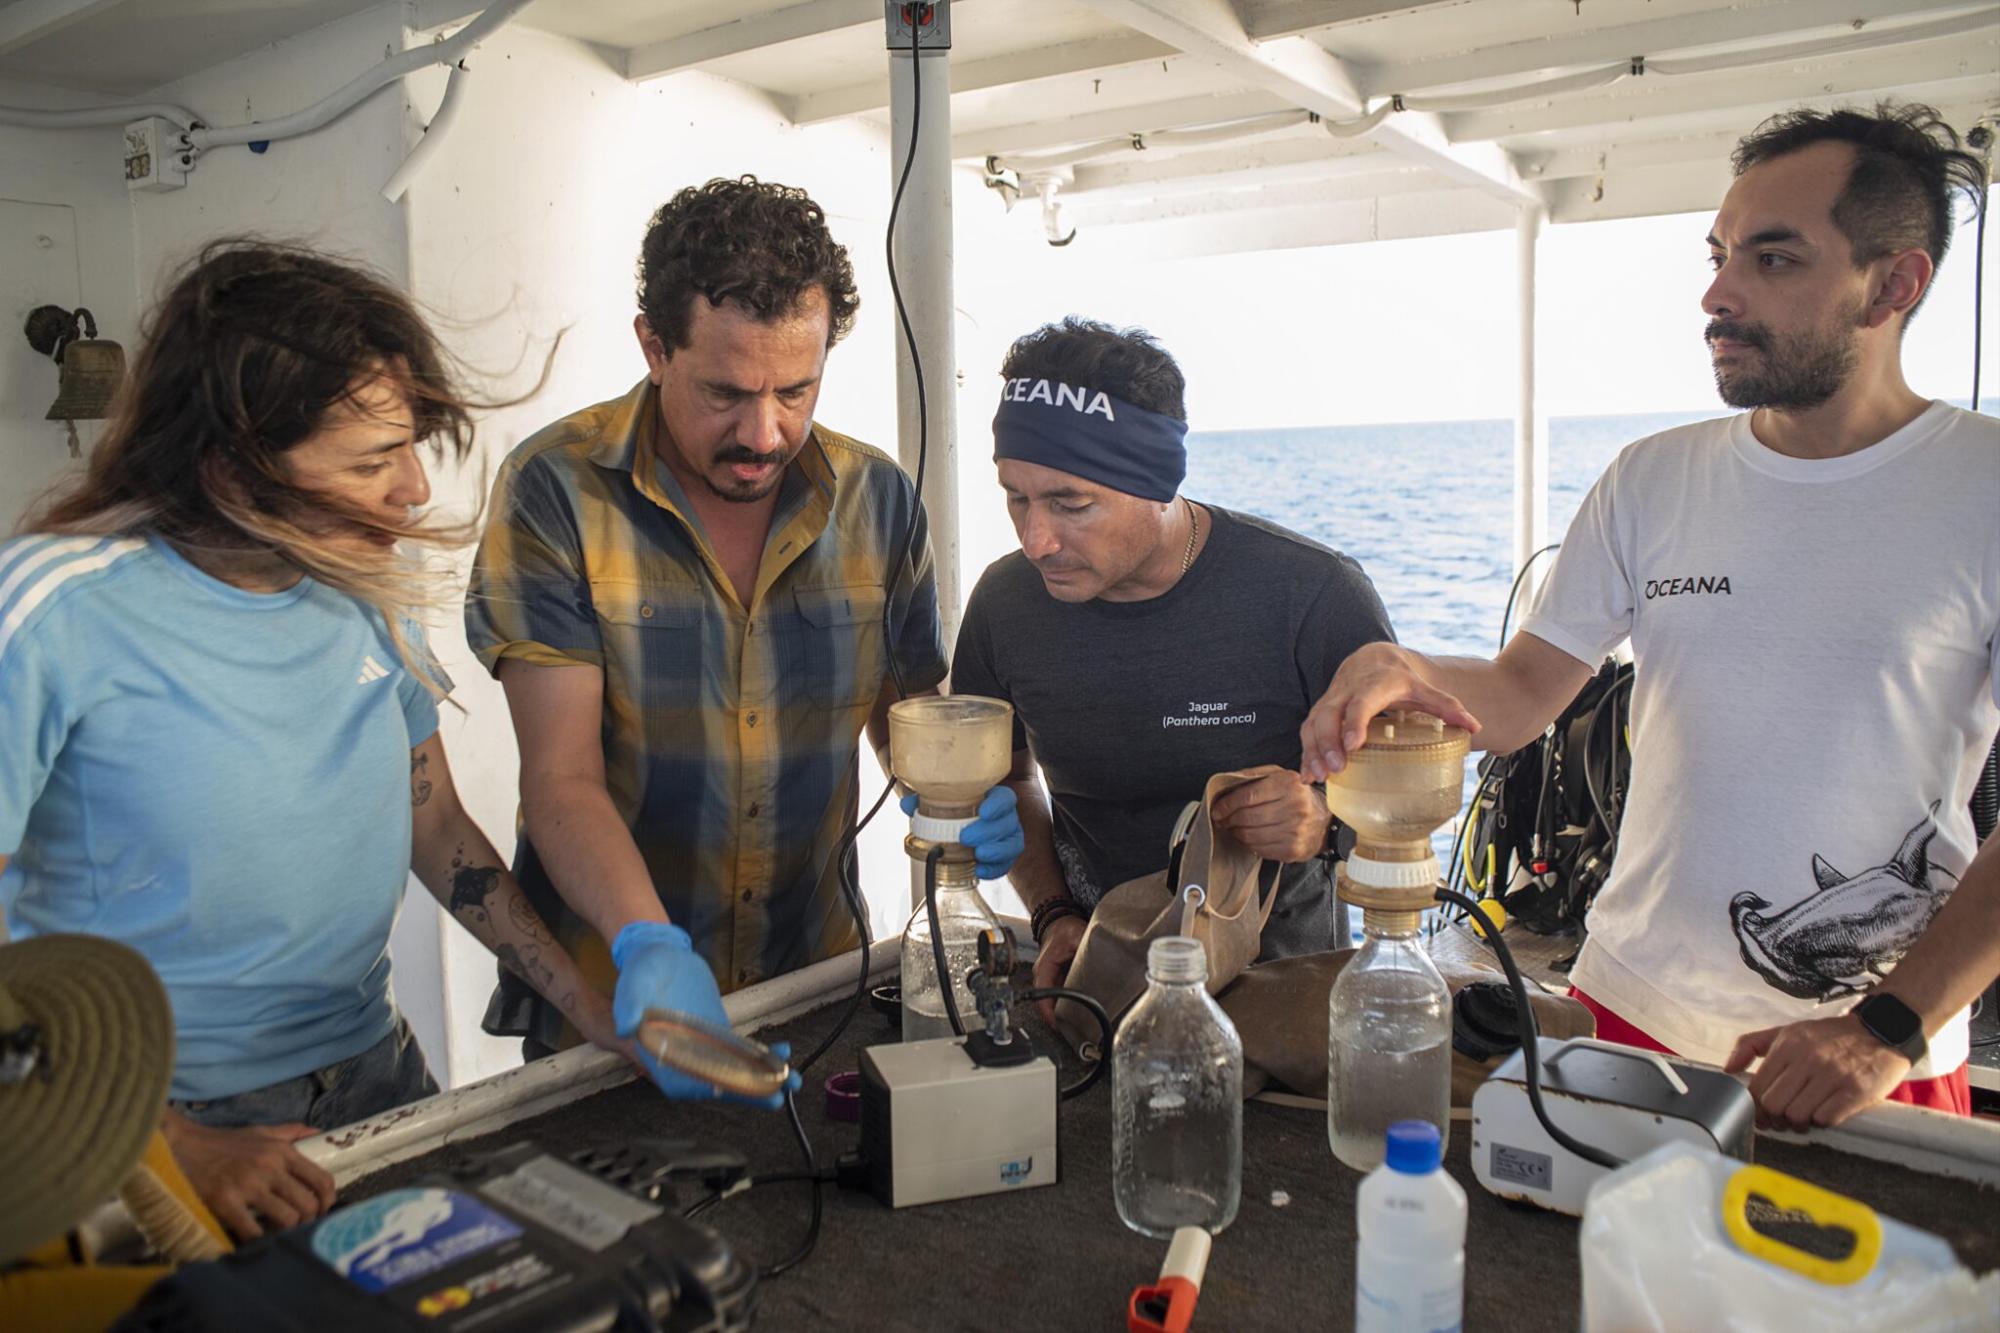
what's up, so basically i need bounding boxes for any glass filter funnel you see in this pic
[888,695,1013,821]
[1322,710,1471,928]
[889,696,1014,1041]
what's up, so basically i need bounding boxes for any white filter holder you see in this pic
[911,811,976,845]
[1345,852,1441,891]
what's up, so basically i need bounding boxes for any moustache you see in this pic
[713,446,783,466]
[1705,319,1768,350]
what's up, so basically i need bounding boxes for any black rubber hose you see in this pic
[1017,985,1113,1098]
[923,844,967,1038]
[1434,885,1623,1171]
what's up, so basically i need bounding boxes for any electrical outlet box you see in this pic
[885,1,950,50]
[123,118,189,192]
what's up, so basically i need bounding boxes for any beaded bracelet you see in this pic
[1029,894,1089,945]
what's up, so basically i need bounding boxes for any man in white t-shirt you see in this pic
[1302,100,1999,1130]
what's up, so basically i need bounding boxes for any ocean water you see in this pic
[1187,410,1716,893]
[1185,411,1716,659]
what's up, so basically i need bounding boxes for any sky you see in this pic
[958,195,1999,432]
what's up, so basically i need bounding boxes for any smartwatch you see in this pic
[1853,993,1927,1066]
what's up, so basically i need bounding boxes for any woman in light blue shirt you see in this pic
[0,241,618,1241]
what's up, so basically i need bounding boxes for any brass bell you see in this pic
[25,305,125,457]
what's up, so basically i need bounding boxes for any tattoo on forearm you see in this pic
[494,942,556,991]
[410,752,433,808]
[448,843,501,924]
[505,891,555,945]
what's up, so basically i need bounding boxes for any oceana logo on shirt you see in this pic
[1644,575,1733,599]
[1001,377,1116,420]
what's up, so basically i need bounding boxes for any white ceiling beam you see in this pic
[1542,158,1737,226]
[954,89,1290,159]
[1450,40,1998,143]
[1238,1,1473,42]
[624,0,880,83]
[1360,0,1998,98]
[1073,0,1537,205]
[1523,131,1747,183]
[788,32,1177,125]
[1087,184,1513,262]
[1071,166,1430,226]
[1069,133,1384,197]
[0,0,125,57]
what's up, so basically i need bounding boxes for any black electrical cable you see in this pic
[1016,986,1113,1098]
[1972,158,1988,413]
[879,10,931,704]
[922,843,969,1038]
[1434,885,1623,1171]
[1496,543,1560,651]
[740,16,935,1280]
[684,1170,831,1221]
[795,774,894,1076]
[757,1090,825,1280]
[790,0,935,1083]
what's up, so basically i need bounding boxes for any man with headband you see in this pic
[951,318,1396,1005]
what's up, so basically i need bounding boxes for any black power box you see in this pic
[113,1142,757,1332]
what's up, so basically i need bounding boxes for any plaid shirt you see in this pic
[466,380,945,1044]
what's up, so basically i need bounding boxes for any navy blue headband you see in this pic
[991,377,1188,503]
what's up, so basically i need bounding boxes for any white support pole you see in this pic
[887,3,962,648]
[1514,203,1550,591]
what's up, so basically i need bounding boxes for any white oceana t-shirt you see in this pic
[1518,401,2000,1078]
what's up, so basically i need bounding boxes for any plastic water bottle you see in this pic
[1328,909,1451,1171]
[1112,936,1242,1238]
[901,858,1000,1041]
[1356,1120,1467,1333]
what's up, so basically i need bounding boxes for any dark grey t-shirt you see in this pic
[951,505,1396,959]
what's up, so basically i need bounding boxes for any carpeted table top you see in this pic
[354,995,1998,1331]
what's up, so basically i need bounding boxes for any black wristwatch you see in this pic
[1853,993,1927,1065]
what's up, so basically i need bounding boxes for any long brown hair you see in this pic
[30,239,487,687]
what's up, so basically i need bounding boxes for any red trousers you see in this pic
[1570,988,1972,1116]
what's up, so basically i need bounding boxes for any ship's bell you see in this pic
[24,305,124,456]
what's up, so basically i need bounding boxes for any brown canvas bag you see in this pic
[1216,949,1596,1105]
[1052,771,1278,1054]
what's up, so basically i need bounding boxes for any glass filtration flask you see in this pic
[1328,910,1452,1172]
[1113,936,1242,1238]
[900,857,1001,1041]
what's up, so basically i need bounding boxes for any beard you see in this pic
[1706,299,1864,411]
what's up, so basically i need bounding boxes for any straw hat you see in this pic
[0,934,175,1265]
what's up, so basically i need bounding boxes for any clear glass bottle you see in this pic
[1113,936,1242,1238]
[1328,910,1452,1172]
[900,857,1001,1042]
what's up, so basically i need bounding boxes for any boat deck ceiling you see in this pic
[8,2,1996,250]
[348,993,2000,1332]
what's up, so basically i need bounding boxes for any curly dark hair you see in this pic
[999,317,1187,421]
[636,176,860,351]
[1732,101,1987,321]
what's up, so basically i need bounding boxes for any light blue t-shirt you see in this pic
[0,533,442,1100]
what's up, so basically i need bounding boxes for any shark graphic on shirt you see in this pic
[1729,802,1958,1002]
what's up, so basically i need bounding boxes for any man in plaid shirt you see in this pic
[466,178,1022,1101]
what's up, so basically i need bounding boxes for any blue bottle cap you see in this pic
[1384,1120,1441,1174]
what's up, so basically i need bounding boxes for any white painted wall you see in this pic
[0,81,138,532]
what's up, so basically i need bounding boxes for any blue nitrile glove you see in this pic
[610,921,800,1109]
[901,786,1024,881]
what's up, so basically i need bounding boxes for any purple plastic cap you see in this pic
[1384,1120,1441,1174]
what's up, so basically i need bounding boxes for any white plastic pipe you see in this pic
[381,60,470,202]
[186,0,531,152]
[0,100,200,130]
[1514,204,1549,587]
